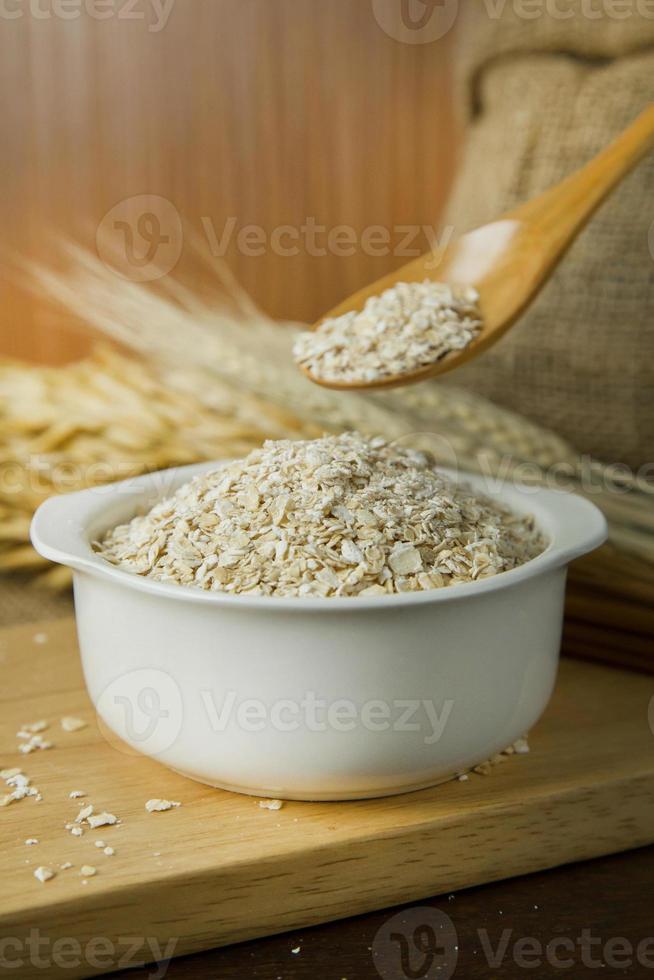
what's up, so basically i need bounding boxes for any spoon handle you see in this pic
[510,104,654,255]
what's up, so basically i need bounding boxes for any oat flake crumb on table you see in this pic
[0,768,40,807]
[87,811,118,829]
[60,716,87,732]
[293,280,482,384]
[145,799,181,812]
[97,432,544,598]
[33,866,55,883]
[258,799,284,811]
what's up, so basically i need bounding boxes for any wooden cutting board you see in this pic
[1,618,654,979]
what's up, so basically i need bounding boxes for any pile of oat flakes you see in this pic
[98,432,545,598]
[293,280,482,383]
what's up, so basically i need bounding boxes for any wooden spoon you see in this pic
[301,105,654,391]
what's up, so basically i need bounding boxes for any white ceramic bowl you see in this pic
[31,462,607,801]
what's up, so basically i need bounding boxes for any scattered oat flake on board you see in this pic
[74,804,94,823]
[80,865,97,877]
[61,717,87,732]
[103,846,115,856]
[60,862,73,870]
[145,799,181,813]
[25,838,39,845]
[258,799,284,811]
[34,866,55,883]
[1,768,40,806]
[1,767,22,780]
[473,736,530,775]
[6,772,29,788]
[87,811,118,829]
[20,720,48,734]
[70,826,84,837]
[69,790,86,799]
[18,734,53,754]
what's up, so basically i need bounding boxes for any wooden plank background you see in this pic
[0,0,459,364]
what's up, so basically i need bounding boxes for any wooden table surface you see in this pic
[111,845,654,979]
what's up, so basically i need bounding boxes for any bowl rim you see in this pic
[31,460,608,613]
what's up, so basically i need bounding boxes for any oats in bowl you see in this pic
[97,432,545,598]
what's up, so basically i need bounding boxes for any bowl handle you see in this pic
[544,490,608,566]
[30,491,102,574]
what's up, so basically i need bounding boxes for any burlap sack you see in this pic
[440,3,654,471]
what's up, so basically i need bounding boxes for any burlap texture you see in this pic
[440,3,654,470]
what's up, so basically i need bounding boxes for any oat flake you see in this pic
[34,866,55,883]
[87,812,118,829]
[61,716,87,732]
[258,799,284,811]
[145,799,181,813]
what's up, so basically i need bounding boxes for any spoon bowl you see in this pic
[302,105,654,391]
